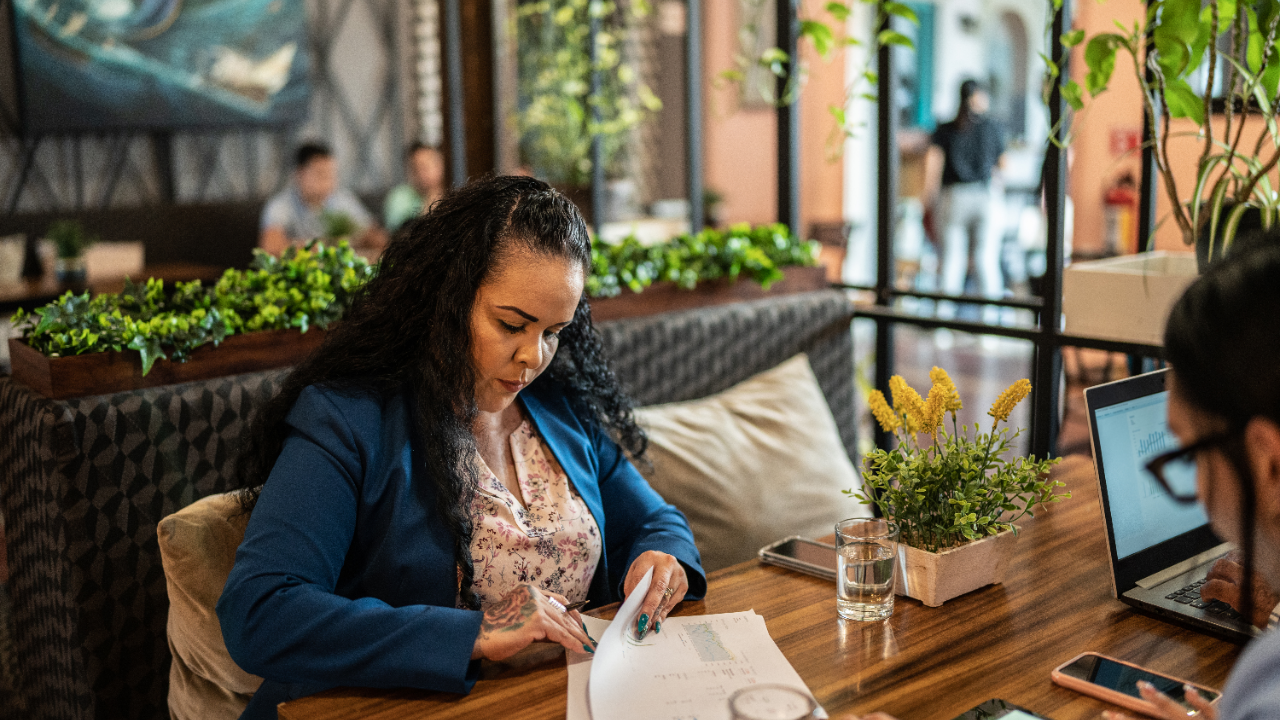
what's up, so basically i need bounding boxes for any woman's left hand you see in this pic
[623,550,688,640]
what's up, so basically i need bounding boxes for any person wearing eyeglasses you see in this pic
[1104,234,1280,720]
[857,236,1280,720]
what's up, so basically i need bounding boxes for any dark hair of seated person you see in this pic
[1163,229,1280,629]
[233,174,647,610]
[294,142,333,169]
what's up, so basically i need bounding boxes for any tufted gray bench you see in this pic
[0,289,856,720]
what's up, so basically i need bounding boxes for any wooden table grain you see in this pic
[277,456,1242,720]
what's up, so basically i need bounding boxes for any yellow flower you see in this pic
[889,375,925,432]
[929,366,963,413]
[920,384,947,435]
[867,390,901,433]
[989,379,1032,424]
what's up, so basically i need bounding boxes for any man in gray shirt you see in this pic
[259,143,387,255]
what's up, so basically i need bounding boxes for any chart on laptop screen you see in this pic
[1094,391,1208,559]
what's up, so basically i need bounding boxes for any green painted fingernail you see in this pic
[582,622,597,645]
[655,621,661,634]
[583,643,594,654]
[637,613,649,637]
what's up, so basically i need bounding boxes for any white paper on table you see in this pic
[569,596,826,720]
[588,567,654,720]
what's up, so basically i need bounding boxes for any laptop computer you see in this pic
[1085,368,1258,642]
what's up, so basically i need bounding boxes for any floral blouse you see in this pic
[467,419,602,606]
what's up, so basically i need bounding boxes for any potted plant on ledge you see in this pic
[850,368,1068,607]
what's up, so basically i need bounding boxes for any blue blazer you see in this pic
[217,378,706,719]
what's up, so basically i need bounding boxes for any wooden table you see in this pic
[277,456,1241,720]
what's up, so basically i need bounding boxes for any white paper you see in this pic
[588,567,653,720]
[570,601,825,720]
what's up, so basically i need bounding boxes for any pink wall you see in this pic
[702,0,846,236]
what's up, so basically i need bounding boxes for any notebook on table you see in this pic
[1085,368,1258,642]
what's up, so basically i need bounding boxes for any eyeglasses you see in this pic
[1143,430,1239,504]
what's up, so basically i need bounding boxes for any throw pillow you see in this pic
[158,491,262,720]
[634,353,870,572]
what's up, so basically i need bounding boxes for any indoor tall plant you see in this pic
[850,368,1067,606]
[48,220,95,284]
[1063,0,1280,262]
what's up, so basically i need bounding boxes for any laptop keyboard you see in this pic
[1165,579,1245,620]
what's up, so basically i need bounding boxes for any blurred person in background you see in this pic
[260,142,387,255]
[384,143,446,235]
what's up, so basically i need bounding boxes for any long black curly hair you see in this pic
[233,174,646,610]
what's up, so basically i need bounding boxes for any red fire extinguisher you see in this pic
[1103,172,1139,254]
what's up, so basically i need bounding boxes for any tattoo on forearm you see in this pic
[480,587,539,639]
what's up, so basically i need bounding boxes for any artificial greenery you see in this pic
[513,0,661,185]
[11,240,374,375]
[48,220,95,259]
[586,222,820,298]
[14,226,815,375]
[1059,0,1280,252]
[848,368,1068,553]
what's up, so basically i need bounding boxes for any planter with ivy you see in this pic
[9,227,823,399]
[586,223,827,321]
[8,241,373,399]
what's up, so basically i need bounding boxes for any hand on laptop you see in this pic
[1200,550,1279,629]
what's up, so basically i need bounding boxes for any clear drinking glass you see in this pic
[728,684,819,720]
[835,518,899,621]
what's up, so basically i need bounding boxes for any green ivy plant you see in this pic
[587,223,820,298]
[12,240,375,375]
[849,370,1067,552]
[514,0,662,185]
[1056,0,1280,251]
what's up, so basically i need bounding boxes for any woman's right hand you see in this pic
[471,584,597,661]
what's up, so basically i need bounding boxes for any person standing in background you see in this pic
[924,79,1007,321]
[260,142,388,256]
[383,143,446,234]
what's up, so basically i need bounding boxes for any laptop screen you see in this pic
[1092,389,1208,559]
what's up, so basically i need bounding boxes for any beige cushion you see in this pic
[635,353,870,572]
[158,491,262,720]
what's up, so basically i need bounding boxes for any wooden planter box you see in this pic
[9,328,325,400]
[1063,251,1198,346]
[894,528,1017,607]
[589,265,830,322]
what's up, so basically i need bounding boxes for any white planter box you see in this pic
[894,528,1016,607]
[1062,251,1198,346]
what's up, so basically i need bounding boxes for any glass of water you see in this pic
[728,684,819,720]
[835,518,899,621]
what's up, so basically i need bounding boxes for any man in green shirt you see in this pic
[383,143,445,234]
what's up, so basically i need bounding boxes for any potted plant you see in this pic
[1061,0,1280,265]
[849,368,1068,607]
[48,220,95,285]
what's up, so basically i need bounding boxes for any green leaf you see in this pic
[883,1,918,24]
[1084,33,1124,95]
[876,29,914,48]
[1163,78,1206,124]
[1061,29,1085,48]
[1061,80,1085,111]
[825,2,850,22]
[800,20,835,57]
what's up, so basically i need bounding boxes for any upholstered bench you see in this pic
[0,289,858,720]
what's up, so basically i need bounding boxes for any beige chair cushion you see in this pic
[635,353,870,572]
[158,491,262,720]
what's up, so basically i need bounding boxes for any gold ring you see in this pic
[661,587,676,601]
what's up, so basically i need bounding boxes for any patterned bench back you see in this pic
[0,289,855,720]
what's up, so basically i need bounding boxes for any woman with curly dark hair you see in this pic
[217,175,706,719]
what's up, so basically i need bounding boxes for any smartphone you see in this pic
[1051,652,1220,716]
[949,698,1054,720]
[758,536,838,581]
